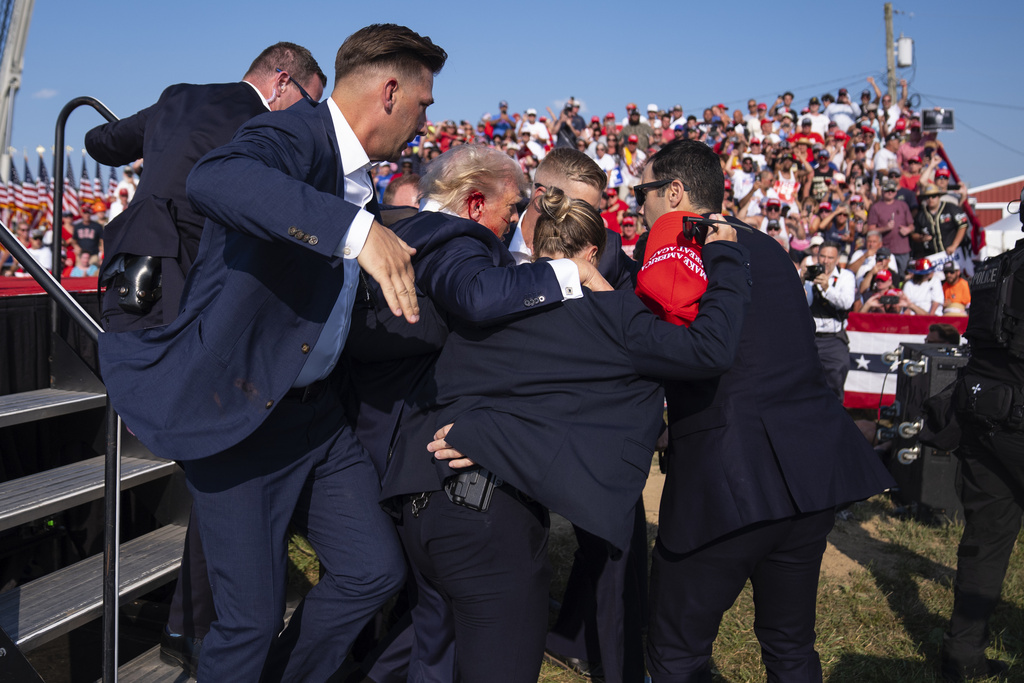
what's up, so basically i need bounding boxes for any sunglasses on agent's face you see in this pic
[275,68,317,103]
[633,178,688,208]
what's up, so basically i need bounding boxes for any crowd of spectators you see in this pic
[2,76,974,314]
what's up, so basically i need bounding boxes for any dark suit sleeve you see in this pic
[186,110,361,262]
[85,103,155,166]
[598,230,640,291]
[416,234,565,324]
[624,241,751,380]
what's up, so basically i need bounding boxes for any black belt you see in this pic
[815,331,841,338]
[284,377,330,403]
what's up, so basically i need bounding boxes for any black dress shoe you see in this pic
[160,629,203,677]
[543,649,605,680]
[940,657,1009,682]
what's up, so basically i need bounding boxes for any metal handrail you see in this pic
[1,96,122,683]
[0,222,102,338]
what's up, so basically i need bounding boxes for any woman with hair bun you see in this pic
[389,182,752,682]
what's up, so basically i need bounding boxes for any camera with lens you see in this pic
[879,295,900,306]
[804,264,824,281]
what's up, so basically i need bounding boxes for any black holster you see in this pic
[116,255,163,314]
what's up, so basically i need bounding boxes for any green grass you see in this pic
[289,495,1024,682]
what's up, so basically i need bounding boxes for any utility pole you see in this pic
[884,3,896,101]
[0,0,35,183]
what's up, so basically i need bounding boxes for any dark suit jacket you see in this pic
[85,82,268,326]
[658,220,895,555]
[99,101,365,461]
[598,229,640,290]
[345,211,566,478]
[408,242,751,550]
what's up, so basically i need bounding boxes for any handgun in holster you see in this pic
[444,467,502,512]
[116,255,162,314]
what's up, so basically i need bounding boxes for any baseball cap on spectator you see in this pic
[810,234,825,247]
[911,258,935,275]
[750,138,761,146]
[765,198,782,210]
[605,188,618,197]
[757,103,768,111]
[809,96,820,105]
[119,188,129,197]
[894,119,907,132]
[526,108,537,115]
[882,179,899,192]
[877,247,892,259]
[888,167,902,177]
[850,194,863,203]
[673,104,683,111]
[626,102,638,111]
[605,112,616,119]
[717,103,727,110]
[539,116,547,122]
[943,261,960,272]
[673,124,685,131]
[781,111,795,120]
[30,228,45,239]
[818,201,832,212]
[854,142,866,150]
[865,103,879,112]
[908,155,922,164]
[861,89,871,98]
[936,167,951,178]
[838,88,849,96]
[834,131,849,142]
[801,118,812,127]
[647,103,659,112]
[875,270,893,283]
[623,216,636,226]
[833,172,846,185]
[499,100,508,108]
[591,116,600,122]
[910,118,922,129]
[627,135,638,143]
[723,178,732,190]
[818,149,830,159]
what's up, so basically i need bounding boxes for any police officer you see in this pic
[941,197,1024,682]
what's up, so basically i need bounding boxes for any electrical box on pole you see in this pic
[897,34,914,68]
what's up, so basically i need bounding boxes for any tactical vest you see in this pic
[965,236,1024,359]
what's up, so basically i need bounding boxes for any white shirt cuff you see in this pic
[334,209,374,259]
[547,258,584,300]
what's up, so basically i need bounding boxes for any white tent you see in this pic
[980,213,1023,260]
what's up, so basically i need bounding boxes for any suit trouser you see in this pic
[166,503,215,638]
[182,386,405,682]
[396,485,551,683]
[942,423,1024,670]
[647,509,834,683]
[546,498,648,683]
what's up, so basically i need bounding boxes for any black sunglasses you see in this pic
[633,178,688,208]
[276,68,317,104]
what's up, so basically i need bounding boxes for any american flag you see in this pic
[79,154,94,203]
[107,165,117,199]
[844,312,969,410]
[22,156,38,210]
[10,160,25,213]
[37,154,52,224]
[63,156,80,219]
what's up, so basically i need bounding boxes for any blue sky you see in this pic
[9,0,1024,190]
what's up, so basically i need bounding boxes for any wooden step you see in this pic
[0,524,186,651]
[0,455,178,532]
[0,388,106,428]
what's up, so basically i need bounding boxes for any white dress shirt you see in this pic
[292,99,376,387]
[812,267,856,334]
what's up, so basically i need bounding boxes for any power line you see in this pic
[916,93,1024,111]
[920,95,1024,158]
